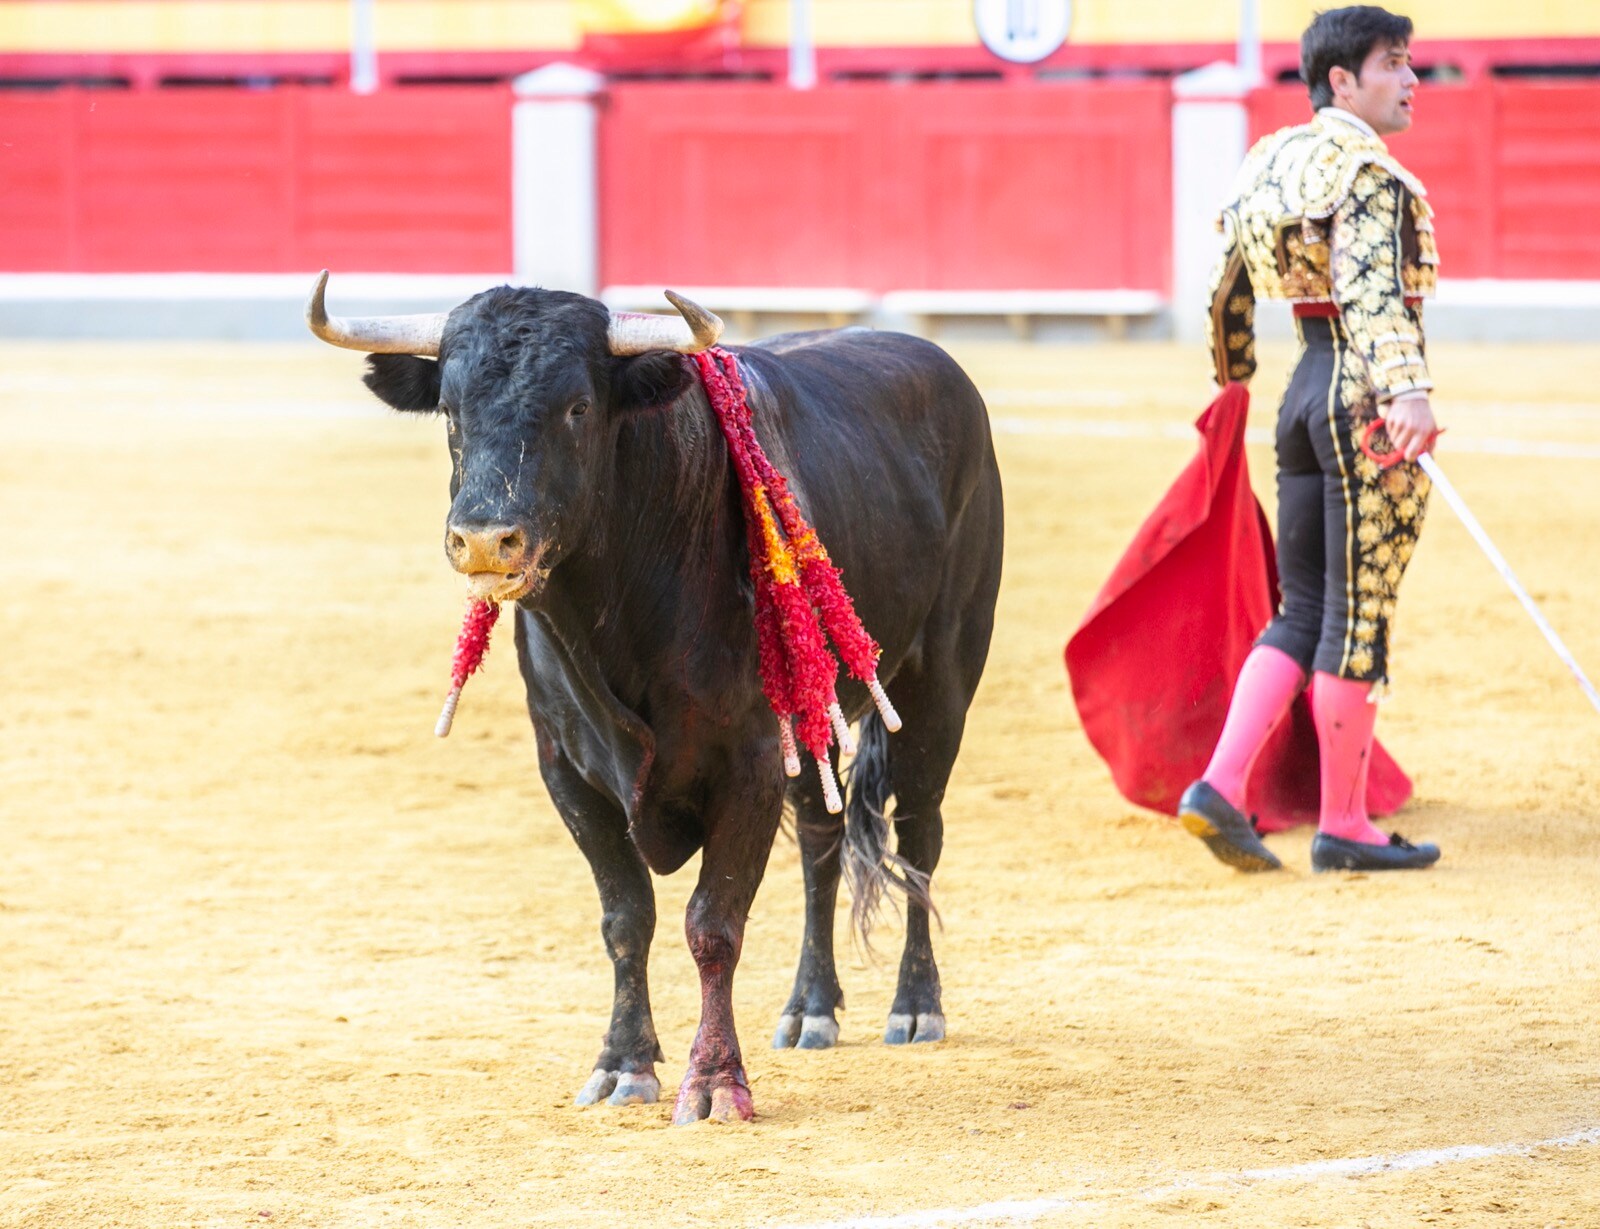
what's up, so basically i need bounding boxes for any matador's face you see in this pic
[1334,38,1419,137]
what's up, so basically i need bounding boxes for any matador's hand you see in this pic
[1384,392,1439,462]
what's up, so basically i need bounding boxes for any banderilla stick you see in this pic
[1361,420,1600,717]
[1417,453,1600,717]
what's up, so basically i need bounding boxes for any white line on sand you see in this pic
[773,1126,1600,1229]
[990,416,1600,460]
[984,390,1600,423]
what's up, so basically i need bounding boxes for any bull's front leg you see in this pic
[542,754,664,1108]
[673,778,784,1124]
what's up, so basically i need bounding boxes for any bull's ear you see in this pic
[611,352,693,413]
[363,354,442,413]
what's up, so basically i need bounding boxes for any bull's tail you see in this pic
[842,710,936,950]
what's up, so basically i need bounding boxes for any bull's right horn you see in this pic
[607,290,723,355]
[305,270,449,356]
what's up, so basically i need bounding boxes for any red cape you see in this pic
[1063,383,1410,831]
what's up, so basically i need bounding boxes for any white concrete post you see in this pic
[1171,63,1254,344]
[790,0,817,89]
[1238,0,1261,84]
[512,64,605,296]
[350,0,378,94]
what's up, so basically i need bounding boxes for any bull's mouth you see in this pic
[466,569,541,603]
[453,535,553,604]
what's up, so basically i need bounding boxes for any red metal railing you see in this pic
[0,85,514,272]
[3,78,1598,284]
[598,80,1173,292]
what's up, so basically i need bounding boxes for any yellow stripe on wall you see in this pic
[0,1,578,54]
[0,3,348,53]
[743,0,977,47]
[1258,0,1600,42]
[742,0,1231,47]
[379,1,578,53]
[2,0,1597,55]
[743,0,1600,48]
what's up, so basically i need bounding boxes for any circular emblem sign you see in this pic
[973,0,1073,64]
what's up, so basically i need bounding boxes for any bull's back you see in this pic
[743,329,994,506]
[736,330,1000,674]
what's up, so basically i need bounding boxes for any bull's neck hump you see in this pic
[543,395,749,708]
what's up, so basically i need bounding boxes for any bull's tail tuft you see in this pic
[842,711,935,951]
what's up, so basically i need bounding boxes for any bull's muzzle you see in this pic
[445,521,545,601]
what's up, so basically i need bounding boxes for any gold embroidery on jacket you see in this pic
[1206,223,1255,385]
[1204,113,1438,401]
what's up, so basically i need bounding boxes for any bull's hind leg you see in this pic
[773,771,845,1051]
[880,697,953,1046]
[541,755,664,1108]
[880,593,996,1045]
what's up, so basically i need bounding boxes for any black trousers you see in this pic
[1256,316,1431,683]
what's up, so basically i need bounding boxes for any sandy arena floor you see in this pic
[3,335,1599,1228]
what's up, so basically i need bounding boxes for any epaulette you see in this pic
[1285,117,1427,219]
[1227,123,1307,204]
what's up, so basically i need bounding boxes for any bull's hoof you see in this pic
[772,1012,840,1050]
[575,1067,661,1108]
[884,1011,946,1045]
[672,1070,754,1125]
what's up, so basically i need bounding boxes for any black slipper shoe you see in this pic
[1311,831,1441,872]
[1177,780,1282,872]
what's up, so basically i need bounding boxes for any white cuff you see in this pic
[1377,354,1425,373]
[1379,380,1434,401]
[1371,331,1420,348]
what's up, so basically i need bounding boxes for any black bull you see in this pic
[328,285,1003,1123]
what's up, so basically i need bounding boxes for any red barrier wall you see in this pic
[599,81,1173,292]
[0,86,513,273]
[1249,82,1600,281]
[6,79,1597,286]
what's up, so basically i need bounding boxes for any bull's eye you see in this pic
[568,399,591,419]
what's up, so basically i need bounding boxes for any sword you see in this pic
[1362,420,1600,717]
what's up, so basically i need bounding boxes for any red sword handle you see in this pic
[1360,418,1445,469]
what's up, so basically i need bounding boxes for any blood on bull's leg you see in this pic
[773,772,845,1051]
[673,779,784,1124]
[540,753,664,1108]
[675,902,752,1123]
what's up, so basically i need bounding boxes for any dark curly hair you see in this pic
[1301,7,1414,110]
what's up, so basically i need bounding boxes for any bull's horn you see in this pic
[304,270,448,356]
[607,290,723,355]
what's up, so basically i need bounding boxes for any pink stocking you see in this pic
[1312,672,1388,844]
[1203,646,1306,810]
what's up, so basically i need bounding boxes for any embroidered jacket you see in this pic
[1206,107,1438,401]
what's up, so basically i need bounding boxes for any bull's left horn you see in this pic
[607,290,723,355]
[304,270,448,356]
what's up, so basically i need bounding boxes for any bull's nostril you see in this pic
[446,523,525,571]
[498,530,526,559]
